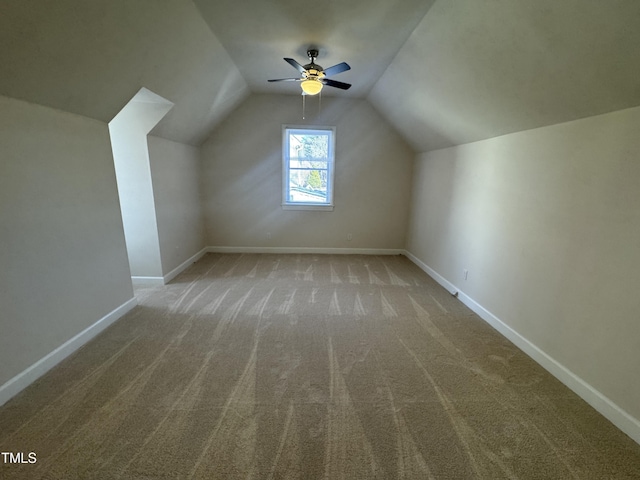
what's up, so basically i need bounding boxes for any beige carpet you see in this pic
[1,253,640,479]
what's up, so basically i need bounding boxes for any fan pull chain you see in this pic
[302,94,306,119]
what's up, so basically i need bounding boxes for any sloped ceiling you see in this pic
[1,1,640,150]
[192,0,437,98]
[0,0,249,146]
[369,0,640,152]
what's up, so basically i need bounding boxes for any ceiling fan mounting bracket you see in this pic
[306,49,319,60]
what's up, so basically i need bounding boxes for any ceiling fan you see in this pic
[268,49,351,96]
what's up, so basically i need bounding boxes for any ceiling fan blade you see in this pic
[322,78,352,90]
[268,78,301,82]
[323,62,351,77]
[284,57,306,74]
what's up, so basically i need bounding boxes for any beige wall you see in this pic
[201,94,414,250]
[148,136,205,274]
[406,106,640,422]
[0,95,133,387]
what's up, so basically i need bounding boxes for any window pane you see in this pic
[289,132,329,161]
[289,169,328,203]
[284,126,334,207]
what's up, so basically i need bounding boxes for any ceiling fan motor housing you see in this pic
[267,48,352,92]
[304,68,324,79]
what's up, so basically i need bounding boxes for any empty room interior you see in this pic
[2,0,640,478]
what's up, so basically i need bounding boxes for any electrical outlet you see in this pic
[463,269,468,280]
[347,233,353,241]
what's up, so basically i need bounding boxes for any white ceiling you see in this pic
[0,0,250,146]
[192,0,437,98]
[369,0,640,151]
[2,0,640,150]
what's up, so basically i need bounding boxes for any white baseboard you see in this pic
[131,276,165,286]
[403,251,459,294]
[403,250,640,446]
[131,248,212,286]
[207,246,404,255]
[163,247,208,283]
[0,297,138,407]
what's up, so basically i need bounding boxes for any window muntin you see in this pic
[283,126,335,209]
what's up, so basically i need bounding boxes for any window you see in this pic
[282,126,335,211]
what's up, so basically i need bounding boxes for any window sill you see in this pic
[282,204,334,211]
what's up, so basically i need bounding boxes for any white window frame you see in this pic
[282,125,336,211]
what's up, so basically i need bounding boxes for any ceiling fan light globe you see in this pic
[301,79,323,96]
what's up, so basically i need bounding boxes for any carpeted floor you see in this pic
[1,253,640,479]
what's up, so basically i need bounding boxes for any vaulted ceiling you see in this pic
[370,0,640,151]
[2,0,640,151]
[192,0,437,98]
[0,0,249,146]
